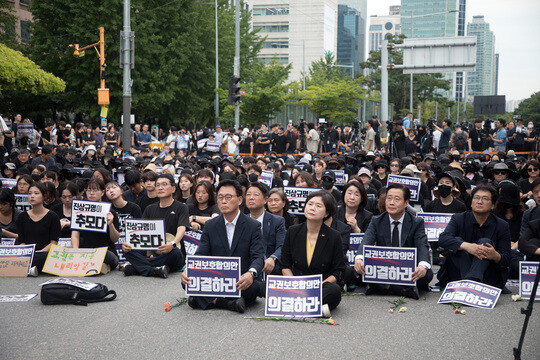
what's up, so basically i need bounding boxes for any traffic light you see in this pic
[228,76,241,105]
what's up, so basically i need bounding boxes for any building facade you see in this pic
[248,0,338,83]
[336,0,367,76]
[466,16,497,97]
[368,9,400,53]
[6,0,32,43]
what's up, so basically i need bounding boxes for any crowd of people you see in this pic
[1,112,539,315]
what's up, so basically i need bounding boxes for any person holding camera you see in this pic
[305,123,320,153]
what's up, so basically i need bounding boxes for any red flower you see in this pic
[454,309,460,314]
[325,318,336,325]
[165,302,171,312]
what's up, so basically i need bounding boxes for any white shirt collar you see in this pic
[225,209,241,227]
[251,211,265,224]
[389,212,405,225]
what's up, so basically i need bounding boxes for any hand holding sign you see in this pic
[412,266,427,282]
[354,258,365,275]
[236,272,254,291]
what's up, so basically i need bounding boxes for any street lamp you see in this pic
[408,9,459,113]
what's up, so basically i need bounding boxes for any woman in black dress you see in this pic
[51,181,79,239]
[335,181,373,233]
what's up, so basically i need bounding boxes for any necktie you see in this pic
[392,221,400,247]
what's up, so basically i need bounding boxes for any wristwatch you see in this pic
[270,255,278,262]
[171,242,177,248]
[193,215,197,222]
[249,270,257,279]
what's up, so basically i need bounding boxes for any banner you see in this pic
[39,278,98,291]
[197,139,208,150]
[347,233,364,266]
[0,294,37,302]
[387,174,421,202]
[519,261,540,300]
[125,219,166,251]
[71,200,111,233]
[57,238,72,248]
[1,178,17,189]
[265,275,323,317]
[184,230,202,255]
[16,123,34,136]
[331,170,348,186]
[259,170,274,189]
[417,213,453,242]
[0,244,35,277]
[362,245,416,286]
[15,194,31,212]
[438,280,501,309]
[42,245,107,277]
[1,238,16,246]
[283,187,320,215]
[185,255,241,298]
[206,142,220,153]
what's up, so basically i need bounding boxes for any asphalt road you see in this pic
[1,270,538,360]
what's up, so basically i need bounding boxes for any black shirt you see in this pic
[78,210,120,255]
[469,128,484,152]
[142,200,189,237]
[0,208,21,236]
[136,193,160,213]
[273,134,288,154]
[239,135,253,154]
[286,131,297,152]
[51,203,72,239]
[255,131,271,154]
[188,203,220,217]
[424,198,467,214]
[112,201,142,239]
[15,210,61,251]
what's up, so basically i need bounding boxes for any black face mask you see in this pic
[321,179,334,190]
[248,173,259,183]
[438,185,452,198]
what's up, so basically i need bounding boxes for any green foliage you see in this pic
[11,0,260,126]
[0,44,65,93]
[0,0,17,46]
[307,52,353,86]
[360,34,450,118]
[515,92,540,123]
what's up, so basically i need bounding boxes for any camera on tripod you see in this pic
[427,118,437,130]
[386,119,396,131]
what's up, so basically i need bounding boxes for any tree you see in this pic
[515,92,540,124]
[0,44,65,93]
[360,34,450,118]
[306,52,352,87]
[0,0,17,47]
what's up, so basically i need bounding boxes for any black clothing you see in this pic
[78,210,120,255]
[187,204,219,217]
[335,206,373,233]
[255,131,271,154]
[239,136,253,154]
[15,210,61,251]
[424,198,467,214]
[286,131,297,152]
[51,203,72,238]
[143,201,189,236]
[0,208,21,236]
[273,134,288,154]
[136,193,160,213]
[112,201,142,239]
[469,128,484,152]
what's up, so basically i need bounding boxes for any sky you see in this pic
[366,0,540,101]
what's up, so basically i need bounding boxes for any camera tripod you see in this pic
[513,265,540,360]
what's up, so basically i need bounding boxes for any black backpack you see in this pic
[41,283,117,306]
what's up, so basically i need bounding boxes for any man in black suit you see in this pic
[245,182,286,275]
[181,180,265,313]
[354,184,433,299]
[437,184,511,289]
[519,218,540,261]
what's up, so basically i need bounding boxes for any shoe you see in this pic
[346,284,357,293]
[123,264,137,276]
[28,266,38,277]
[322,304,331,318]
[227,298,246,313]
[149,265,168,279]
[188,297,200,309]
[100,263,111,275]
[402,286,420,300]
[365,285,378,295]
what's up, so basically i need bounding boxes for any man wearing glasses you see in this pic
[182,179,265,313]
[437,184,511,289]
[122,174,189,278]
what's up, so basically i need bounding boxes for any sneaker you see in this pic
[322,304,331,318]
[27,266,38,277]
[123,264,137,277]
[150,265,168,279]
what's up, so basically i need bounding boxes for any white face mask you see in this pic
[528,125,534,129]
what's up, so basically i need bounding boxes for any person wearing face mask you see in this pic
[320,170,341,205]
[524,121,537,152]
[424,173,467,214]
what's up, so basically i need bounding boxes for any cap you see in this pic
[357,168,372,178]
[321,170,336,181]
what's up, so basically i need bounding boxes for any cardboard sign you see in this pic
[363,245,416,286]
[331,170,348,186]
[438,280,501,309]
[185,255,241,298]
[184,230,202,256]
[57,238,72,248]
[15,194,31,212]
[0,245,35,277]
[519,261,540,300]
[387,174,421,202]
[417,213,454,242]
[71,200,111,233]
[283,187,320,215]
[0,294,37,302]
[265,275,323,317]
[347,233,364,266]
[42,245,107,277]
[125,219,166,251]
[39,278,98,291]
[1,178,17,189]
[259,170,274,189]
[1,238,16,246]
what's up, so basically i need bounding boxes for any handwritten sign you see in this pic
[15,194,31,212]
[284,187,320,215]
[185,255,241,298]
[519,261,540,300]
[417,213,454,242]
[0,244,35,277]
[387,174,421,202]
[184,230,202,256]
[265,275,323,317]
[363,245,416,286]
[42,245,107,277]
[438,280,501,309]
[125,219,166,251]
[347,233,364,266]
[71,200,111,233]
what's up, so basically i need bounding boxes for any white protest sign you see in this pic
[39,278,98,291]
[15,194,31,212]
[71,200,111,233]
[259,170,274,188]
[0,294,37,302]
[125,219,166,251]
[1,178,17,189]
[284,187,320,215]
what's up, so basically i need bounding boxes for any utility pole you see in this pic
[120,0,134,153]
[214,0,219,124]
[234,0,240,129]
[381,39,389,123]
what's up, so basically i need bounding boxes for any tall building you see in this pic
[389,5,401,16]
[368,6,401,53]
[400,0,467,102]
[248,0,338,83]
[6,0,32,44]
[466,16,496,97]
[493,53,499,96]
[336,0,367,75]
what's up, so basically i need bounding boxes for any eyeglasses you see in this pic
[390,164,399,167]
[493,171,507,175]
[217,194,236,202]
[528,167,539,172]
[155,182,170,188]
[472,195,491,202]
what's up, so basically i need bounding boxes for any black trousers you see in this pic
[190,279,261,310]
[104,250,119,271]
[124,248,185,276]
[367,268,433,293]
[323,282,342,310]
[32,251,49,273]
